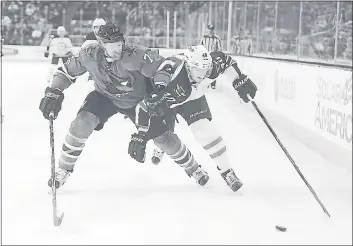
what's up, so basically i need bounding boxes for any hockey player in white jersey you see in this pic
[149,45,258,192]
[45,26,73,83]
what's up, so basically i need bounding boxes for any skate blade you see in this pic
[54,213,64,226]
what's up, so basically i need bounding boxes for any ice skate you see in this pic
[48,167,72,189]
[186,165,209,186]
[151,148,164,165]
[221,168,243,192]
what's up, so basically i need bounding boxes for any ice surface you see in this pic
[1,60,351,245]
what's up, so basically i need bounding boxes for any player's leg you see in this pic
[48,91,118,188]
[179,96,243,192]
[148,110,209,186]
[47,56,59,83]
[126,105,209,186]
[154,130,209,186]
[210,80,216,89]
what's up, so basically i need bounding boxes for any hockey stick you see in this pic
[248,96,331,217]
[49,111,64,226]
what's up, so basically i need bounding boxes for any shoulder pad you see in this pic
[210,51,225,59]
[123,42,147,57]
[81,43,101,60]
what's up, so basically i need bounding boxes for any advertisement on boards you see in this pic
[314,73,352,147]
[273,70,296,104]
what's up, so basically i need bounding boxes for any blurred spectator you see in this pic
[231,35,240,54]
[0,1,351,65]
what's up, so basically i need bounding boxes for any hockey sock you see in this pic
[190,119,232,173]
[58,131,86,172]
[58,112,98,171]
[169,142,198,174]
[154,131,198,173]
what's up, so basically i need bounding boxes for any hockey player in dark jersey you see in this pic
[149,45,258,192]
[39,23,209,189]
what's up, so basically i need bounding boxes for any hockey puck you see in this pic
[275,225,287,232]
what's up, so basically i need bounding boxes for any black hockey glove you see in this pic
[232,74,257,103]
[44,51,49,58]
[128,131,148,163]
[144,92,169,117]
[39,87,64,120]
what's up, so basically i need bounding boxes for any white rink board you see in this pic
[235,56,352,151]
[3,45,352,154]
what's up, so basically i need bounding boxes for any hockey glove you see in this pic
[144,92,169,117]
[44,51,49,58]
[39,87,64,120]
[232,74,257,103]
[128,131,148,163]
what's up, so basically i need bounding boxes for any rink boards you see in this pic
[2,45,352,169]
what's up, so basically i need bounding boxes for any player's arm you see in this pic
[209,51,241,81]
[138,49,165,79]
[153,56,182,89]
[51,49,87,90]
[210,51,257,103]
[139,56,184,120]
[200,36,205,45]
[44,35,54,57]
[39,50,88,119]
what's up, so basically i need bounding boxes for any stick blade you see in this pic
[54,213,64,226]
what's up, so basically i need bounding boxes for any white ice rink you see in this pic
[1,59,352,245]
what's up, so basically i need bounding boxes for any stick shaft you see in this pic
[250,101,330,217]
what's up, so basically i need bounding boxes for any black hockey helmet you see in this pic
[96,22,125,43]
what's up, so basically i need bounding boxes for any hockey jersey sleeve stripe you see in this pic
[154,70,170,87]
[58,65,80,82]
[224,54,241,75]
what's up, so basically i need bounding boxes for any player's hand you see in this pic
[144,92,168,117]
[39,87,64,120]
[128,132,148,163]
[44,52,49,58]
[232,74,257,103]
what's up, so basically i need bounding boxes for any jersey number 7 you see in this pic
[143,53,153,63]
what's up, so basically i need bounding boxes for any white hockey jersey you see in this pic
[48,36,73,57]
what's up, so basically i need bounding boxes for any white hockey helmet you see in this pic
[184,45,213,83]
[92,18,106,28]
[56,26,66,36]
